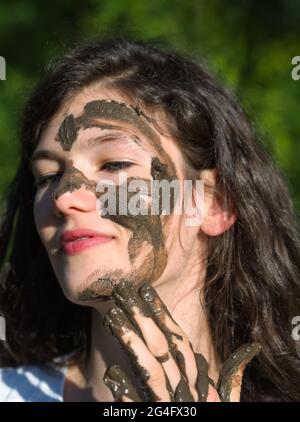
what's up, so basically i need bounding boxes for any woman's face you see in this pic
[31,85,204,305]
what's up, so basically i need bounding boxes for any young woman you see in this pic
[0,38,299,402]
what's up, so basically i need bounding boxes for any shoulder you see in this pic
[0,364,65,402]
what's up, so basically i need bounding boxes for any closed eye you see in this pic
[35,173,61,188]
[101,161,134,172]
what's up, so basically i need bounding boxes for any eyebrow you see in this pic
[30,130,145,167]
[78,130,145,153]
[31,150,65,166]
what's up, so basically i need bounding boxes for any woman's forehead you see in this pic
[35,86,185,179]
[38,90,168,155]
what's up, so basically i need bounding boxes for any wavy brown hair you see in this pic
[0,38,300,401]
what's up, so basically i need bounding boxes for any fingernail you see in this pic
[139,282,155,302]
[113,280,152,318]
[230,342,262,363]
[103,314,114,334]
[104,365,142,402]
[139,283,164,317]
[217,342,262,402]
[104,306,137,336]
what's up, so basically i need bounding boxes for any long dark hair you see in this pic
[0,38,299,401]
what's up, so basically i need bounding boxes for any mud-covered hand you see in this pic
[103,280,261,402]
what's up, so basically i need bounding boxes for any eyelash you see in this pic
[35,161,134,188]
[35,173,61,188]
[101,161,134,172]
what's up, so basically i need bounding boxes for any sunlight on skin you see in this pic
[32,85,258,402]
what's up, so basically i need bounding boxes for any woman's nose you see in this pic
[53,166,97,216]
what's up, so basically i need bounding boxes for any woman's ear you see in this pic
[198,169,237,237]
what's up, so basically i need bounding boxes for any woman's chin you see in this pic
[59,276,115,305]
[56,264,140,305]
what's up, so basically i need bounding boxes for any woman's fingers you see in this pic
[104,281,261,403]
[139,282,199,400]
[104,305,172,401]
[217,343,262,402]
[112,280,194,400]
[104,365,142,402]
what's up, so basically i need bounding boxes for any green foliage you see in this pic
[0,0,299,212]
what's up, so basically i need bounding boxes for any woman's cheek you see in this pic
[33,195,52,249]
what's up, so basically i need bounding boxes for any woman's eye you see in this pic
[101,161,134,172]
[35,173,61,188]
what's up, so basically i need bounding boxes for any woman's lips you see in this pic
[60,228,114,255]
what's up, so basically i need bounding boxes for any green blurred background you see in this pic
[0,0,299,213]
